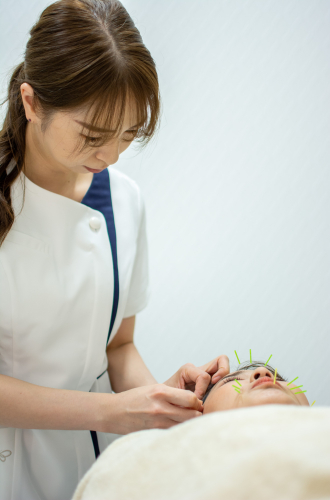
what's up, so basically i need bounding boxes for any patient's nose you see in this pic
[250,368,273,382]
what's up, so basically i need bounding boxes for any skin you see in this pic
[20,82,139,202]
[203,366,310,414]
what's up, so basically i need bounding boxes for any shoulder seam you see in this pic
[107,166,140,191]
[107,166,143,220]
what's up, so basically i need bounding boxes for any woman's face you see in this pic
[203,366,310,414]
[21,83,139,176]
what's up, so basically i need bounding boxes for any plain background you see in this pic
[0,0,329,407]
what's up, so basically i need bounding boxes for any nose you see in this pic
[250,368,274,383]
[95,140,120,166]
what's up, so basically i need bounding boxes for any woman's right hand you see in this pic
[98,383,204,435]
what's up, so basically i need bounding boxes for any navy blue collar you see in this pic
[81,169,119,346]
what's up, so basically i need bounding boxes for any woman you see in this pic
[0,1,229,499]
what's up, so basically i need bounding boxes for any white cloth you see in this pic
[0,159,150,500]
[72,404,330,500]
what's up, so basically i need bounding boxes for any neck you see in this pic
[23,124,93,202]
[23,123,85,197]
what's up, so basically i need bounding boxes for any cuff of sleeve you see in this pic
[122,286,151,318]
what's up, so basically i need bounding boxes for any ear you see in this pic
[20,82,38,122]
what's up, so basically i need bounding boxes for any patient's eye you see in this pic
[222,377,243,385]
[221,374,286,386]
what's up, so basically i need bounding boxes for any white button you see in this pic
[89,217,101,231]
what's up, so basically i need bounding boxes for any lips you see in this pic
[84,166,103,173]
[252,377,282,389]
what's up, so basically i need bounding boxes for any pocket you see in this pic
[4,229,51,255]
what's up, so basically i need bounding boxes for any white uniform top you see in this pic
[0,158,150,500]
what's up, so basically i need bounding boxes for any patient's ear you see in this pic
[202,382,216,405]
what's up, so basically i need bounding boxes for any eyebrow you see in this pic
[74,120,139,133]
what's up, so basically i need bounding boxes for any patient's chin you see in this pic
[249,391,298,407]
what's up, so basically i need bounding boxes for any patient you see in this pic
[72,360,328,500]
[202,360,310,413]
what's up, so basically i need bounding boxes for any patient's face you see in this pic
[203,367,310,414]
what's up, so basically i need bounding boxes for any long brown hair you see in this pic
[0,0,161,245]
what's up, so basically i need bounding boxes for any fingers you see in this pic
[163,356,230,403]
[194,373,211,400]
[179,364,211,400]
[199,355,230,384]
[168,407,203,424]
[157,385,203,412]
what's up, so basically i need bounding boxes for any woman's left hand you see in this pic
[163,355,230,400]
[198,354,230,385]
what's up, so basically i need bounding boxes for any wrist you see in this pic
[93,392,125,434]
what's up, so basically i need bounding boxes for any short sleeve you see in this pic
[123,193,150,318]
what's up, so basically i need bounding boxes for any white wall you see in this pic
[1,0,329,406]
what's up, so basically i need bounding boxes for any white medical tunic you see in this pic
[0,158,150,500]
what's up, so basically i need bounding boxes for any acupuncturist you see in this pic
[0,2,230,500]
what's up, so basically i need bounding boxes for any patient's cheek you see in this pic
[203,385,241,413]
[203,392,226,414]
[202,394,216,414]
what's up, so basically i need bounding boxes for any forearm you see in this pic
[107,341,157,393]
[0,374,112,431]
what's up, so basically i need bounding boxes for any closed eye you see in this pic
[222,377,244,385]
[221,374,285,386]
[81,129,138,143]
[81,134,102,143]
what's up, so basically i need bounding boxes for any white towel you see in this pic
[72,404,330,500]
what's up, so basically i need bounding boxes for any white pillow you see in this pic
[72,404,330,500]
